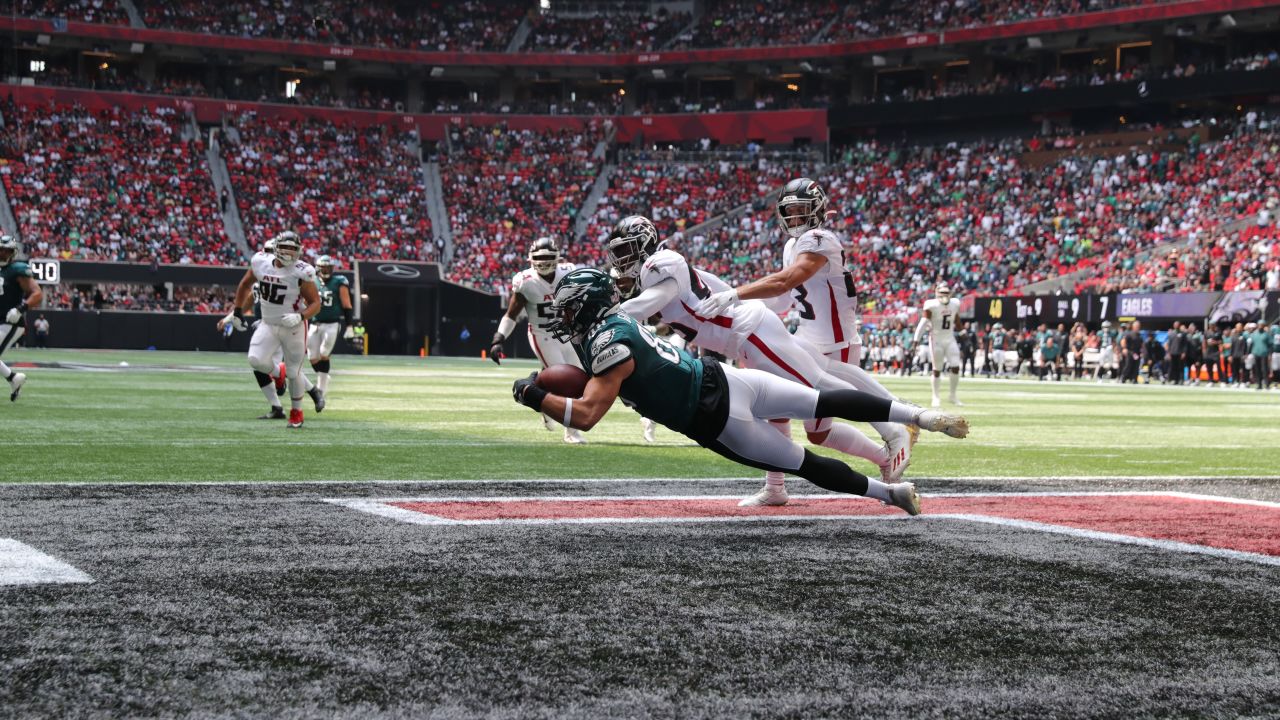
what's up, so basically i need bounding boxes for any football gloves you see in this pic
[342,325,356,341]
[489,332,505,364]
[280,313,303,328]
[4,307,21,325]
[695,289,739,318]
[219,311,248,332]
[512,372,546,411]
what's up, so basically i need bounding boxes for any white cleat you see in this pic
[641,418,657,443]
[949,397,964,406]
[930,396,942,408]
[9,372,26,402]
[563,429,587,444]
[542,414,556,431]
[738,485,789,507]
[879,428,912,484]
[916,409,970,439]
[885,482,921,516]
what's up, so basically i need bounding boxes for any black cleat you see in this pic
[258,407,286,420]
[309,387,326,413]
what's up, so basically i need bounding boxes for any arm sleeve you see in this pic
[621,278,679,320]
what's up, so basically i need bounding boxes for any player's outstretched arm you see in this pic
[513,360,634,432]
[621,278,678,320]
[489,293,527,364]
[696,252,825,316]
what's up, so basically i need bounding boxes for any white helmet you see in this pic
[316,255,337,278]
[273,231,301,264]
[935,281,952,302]
[529,237,559,277]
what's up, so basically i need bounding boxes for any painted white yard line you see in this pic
[931,514,1280,568]
[0,539,94,587]
[320,490,1280,505]
[6,475,1280,488]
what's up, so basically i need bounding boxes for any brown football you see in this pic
[535,364,589,398]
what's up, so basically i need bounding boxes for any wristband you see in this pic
[563,399,573,427]
[497,314,517,339]
[233,308,244,320]
[343,308,353,326]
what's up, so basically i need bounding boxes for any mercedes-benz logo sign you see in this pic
[377,264,421,279]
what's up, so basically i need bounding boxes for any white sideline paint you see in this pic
[933,514,1280,568]
[326,491,1280,567]
[0,539,94,586]
[7,475,1280,488]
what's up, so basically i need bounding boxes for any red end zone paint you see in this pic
[386,494,1280,559]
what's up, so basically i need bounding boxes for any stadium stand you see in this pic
[0,100,239,265]
[440,123,605,292]
[15,0,128,24]
[220,115,434,266]
[525,7,691,52]
[134,0,526,51]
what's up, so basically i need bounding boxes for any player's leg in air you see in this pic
[0,318,27,402]
[305,321,343,413]
[735,316,912,507]
[705,364,966,515]
[0,235,41,401]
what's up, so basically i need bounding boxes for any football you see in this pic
[535,364,589,397]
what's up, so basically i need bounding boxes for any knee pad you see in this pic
[253,370,273,388]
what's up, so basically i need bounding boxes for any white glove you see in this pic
[342,325,355,340]
[695,289,739,318]
[218,313,248,332]
[4,307,20,324]
[280,313,303,328]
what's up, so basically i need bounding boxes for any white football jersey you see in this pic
[513,262,576,336]
[783,228,859,353]
[250,251,317,324]
[637,249,767,357]
[922,297,961,342]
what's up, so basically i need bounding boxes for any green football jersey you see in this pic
[576,311,703,433]
[315,274,350,323]
[0,261,33,315]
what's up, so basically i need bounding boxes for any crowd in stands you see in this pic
[135,0,524,51]
[48,282,235,313]
[867,48,1279,106]
[823,0,1180,44]
[441,123,605,291]
[221,114,436,267]
[526,8,690,53]
[0,101,240,265]
[16,0,1198,53]
[15,0,127,24]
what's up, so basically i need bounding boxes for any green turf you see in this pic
[3,348,1278,482]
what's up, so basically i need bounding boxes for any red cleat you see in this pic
[274,362,287,395]
[287,408,304,428]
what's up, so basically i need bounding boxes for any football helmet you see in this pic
[775,178,828,238]
[609,266,638,300]
[273,231,301,264]
[935,282,952,303]
[0,235,17,267]
[606,216,660,279]
[316,255,336,279]
[547,268,620,345]
[529,237,560,277]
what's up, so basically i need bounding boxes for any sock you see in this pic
[298,372,314,393]
[317,372,330,393]
[863,478,893,502]
[0,360,11,381]
[949,372,959,399]
[887,401,923,426]
[795,450,868,496]
[254,371,280,407]
[813,389,892,423]
[930,374,941,399]
[764,420,790,488]
[818,423,889,465]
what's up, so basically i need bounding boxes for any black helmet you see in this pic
[775,178,828,238]
[605,216,660,279]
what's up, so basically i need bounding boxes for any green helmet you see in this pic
[0,234,18,266]
[316,254,336,278]
[547,268,620,344]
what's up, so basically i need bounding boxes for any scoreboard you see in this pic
[975,294,1117,325]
